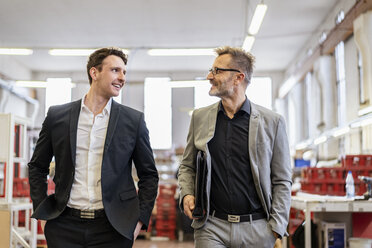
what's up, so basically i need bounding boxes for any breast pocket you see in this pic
[119,190,138,201]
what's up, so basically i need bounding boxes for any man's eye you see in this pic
[112,69,118,72]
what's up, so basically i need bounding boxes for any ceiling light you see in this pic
[0,48,33,55]
[350,115,372,128]
[170,80,209,88]
[15,81,47,88]
[350,121,361,129]
[319,32,327,44]
[332,127,350,137]
[49,48,130,56]
[248,4,268,35]
[147,48,215,56]
[295,140,312,150]
[358,105,372,116]
[242,35,255,51]
[361,118,372,127]
[49,49,95,56]
[314,135,327,145]
[15,80,76,88]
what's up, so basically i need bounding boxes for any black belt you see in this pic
[211,210,266,223]
[63,207,105,219]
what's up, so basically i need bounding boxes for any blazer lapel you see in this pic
[104,100,120,152]
[249,104,260,177]
[69,99,81,167]
[206,101,220,143]
[249,103,270,215]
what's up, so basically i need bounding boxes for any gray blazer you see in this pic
[178,101,292,237]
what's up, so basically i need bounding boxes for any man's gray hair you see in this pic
[215,46,255,85]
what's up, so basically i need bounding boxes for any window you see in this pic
[246,77,272,110]
[45,78,72,115]
[144,78,172,149]
[335,41,346,126]
[358,51,365,105]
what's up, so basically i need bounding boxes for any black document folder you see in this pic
[192,150,207,218]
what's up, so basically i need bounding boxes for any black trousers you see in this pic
[44,210,133,248]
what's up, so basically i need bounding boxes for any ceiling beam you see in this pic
[291,0,372,87]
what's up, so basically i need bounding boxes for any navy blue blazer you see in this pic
[28,99,159,240]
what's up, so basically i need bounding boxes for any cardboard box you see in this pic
[322,222,346,248]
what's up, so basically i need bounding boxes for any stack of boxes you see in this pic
[300,155,372,196]
[155,184,177,240]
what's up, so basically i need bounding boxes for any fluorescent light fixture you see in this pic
[332,126,350,137]
[314,135,327,145]
[0,48,33,55]
[351,115,372,128]
[49,48,129,56]
[49,49,95,56]
[318,32,327,44]
[170,80,209,88]
[295,141,311,150]
[279,76,297,98]
[361,118,372,127]
[15,81,47,88]
[15,80,76,88]
[147,48,215,56]
[242,35,255,52]
[248,4,268,35]
[350,121,361,129]
[358,105,372,116]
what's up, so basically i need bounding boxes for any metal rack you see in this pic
[0,113,37,248]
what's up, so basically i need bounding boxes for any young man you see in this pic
[29,47,158,248]
[178,46,292,248]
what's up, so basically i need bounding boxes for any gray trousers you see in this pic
[194,215,276,248]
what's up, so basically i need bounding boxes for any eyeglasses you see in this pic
[208,67,241,76]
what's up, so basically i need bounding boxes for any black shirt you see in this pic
[208,98,264,215]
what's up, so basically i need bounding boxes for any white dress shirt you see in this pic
[67,97,112,210]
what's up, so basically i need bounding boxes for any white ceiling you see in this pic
[0,0,339,78]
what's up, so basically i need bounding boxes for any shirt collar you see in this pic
[218,96,251,115]
[81,95,112,116]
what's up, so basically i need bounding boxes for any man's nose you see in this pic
[206,71,214,80]
[118,71,125,82]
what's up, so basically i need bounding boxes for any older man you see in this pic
[178,46,292,248]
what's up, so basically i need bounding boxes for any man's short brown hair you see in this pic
[215,46,255,85]
[86,47,128,85]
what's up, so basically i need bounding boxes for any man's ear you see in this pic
[89,67,98,81]
[235,72,245,85]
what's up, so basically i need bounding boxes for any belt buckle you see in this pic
[227,214,240,223]
[80,210,95,219]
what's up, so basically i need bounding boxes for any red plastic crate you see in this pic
[13,178,30,197]
[329,168,345,180]
[157,201,176,208]
[156,223,176,230]
[158,184,177,196]
[156,210,177,217]
[342,155,372,167]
